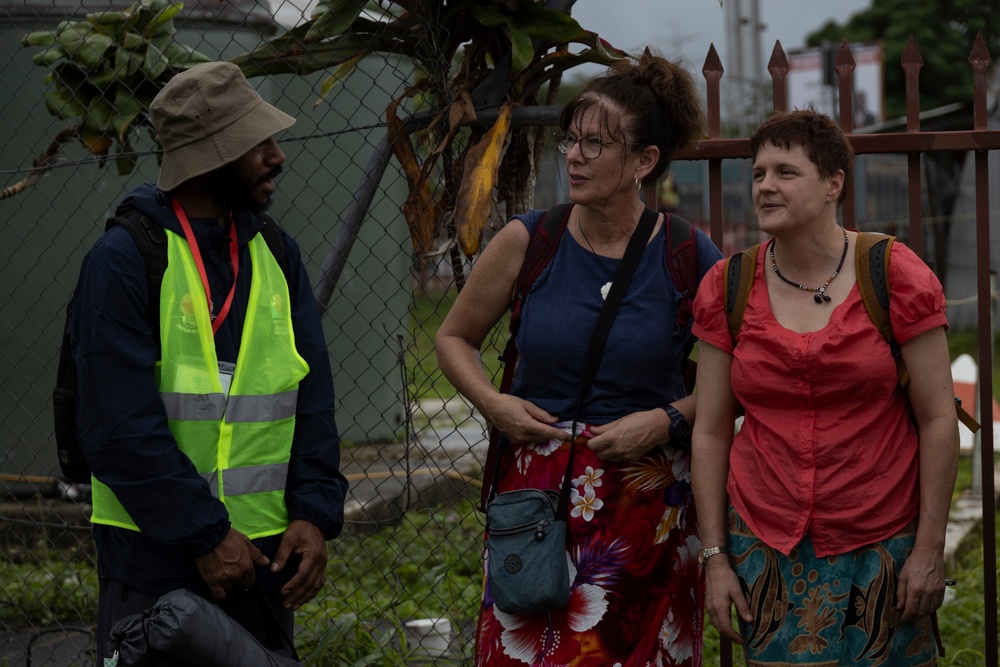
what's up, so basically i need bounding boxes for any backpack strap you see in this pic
[855,232,980,433]
[665,213,698,339]
[509,204,573,339]
[480,203,573,510]
[664,213,701,392]
[106,212,168,330]
[499,203,573,394]
[723,244,761,345]
[855,232,905,383]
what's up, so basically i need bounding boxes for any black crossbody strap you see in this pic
[554,206,659,518]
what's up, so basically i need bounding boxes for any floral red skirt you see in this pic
[475,426,704,666]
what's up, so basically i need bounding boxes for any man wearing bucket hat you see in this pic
[69,62,348,660]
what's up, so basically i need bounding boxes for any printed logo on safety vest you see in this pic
[177,293,198,334]
[271,292,289,336]
[503,554,522,574]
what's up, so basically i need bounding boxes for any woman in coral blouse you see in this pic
[691,109,959,666]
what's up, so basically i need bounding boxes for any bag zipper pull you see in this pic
[535,520,547,540]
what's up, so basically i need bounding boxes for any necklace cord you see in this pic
[578,220,598,254]
[770,229,849,304]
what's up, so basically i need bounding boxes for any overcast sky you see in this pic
[569,0,873,76]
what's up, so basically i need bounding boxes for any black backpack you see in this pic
[53,210,289,483]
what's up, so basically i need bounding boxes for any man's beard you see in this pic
[209,163,282,215]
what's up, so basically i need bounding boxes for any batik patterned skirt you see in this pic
[728,507,940,666]
[475,424,704,667]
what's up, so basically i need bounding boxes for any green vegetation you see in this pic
[937,517,999,666]
[296,502,483,665]
[805,0,1000,120]
[1,498,995,665]
[407,287,506,401]
[2,556,98,625]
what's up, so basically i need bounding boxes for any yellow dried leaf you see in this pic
[387,96,440,267]
[386,97,421,183]
[454,103,513,257]
[403,187,441,268]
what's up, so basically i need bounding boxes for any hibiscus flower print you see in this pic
[570,487,604,521]
[513,445,533,474]
[660,535,702,661]
[671,450,691,483]
[573,466,604,492]
[655,505,681,544]
[492,538,627,665]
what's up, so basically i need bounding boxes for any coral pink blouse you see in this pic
[693,238,948,557]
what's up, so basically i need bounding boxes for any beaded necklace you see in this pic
[769,228,849,304]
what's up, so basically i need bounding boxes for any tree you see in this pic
[14,0,629,279]
[805,0,1000,120]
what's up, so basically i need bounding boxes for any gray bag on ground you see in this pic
[107,588,301,667]
[486,488,570,615]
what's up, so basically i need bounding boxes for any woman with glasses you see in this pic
[436,49,721,666]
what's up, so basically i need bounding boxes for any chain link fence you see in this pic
[5,2,996,665]
[0,1,517,664]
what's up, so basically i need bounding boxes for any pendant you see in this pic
[600,281,612,301]
[814,288,832,304]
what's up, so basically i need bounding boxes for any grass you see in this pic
[296,502,483,665]
[1,494,996,665]
[936,515,1000,666]
[407,287,506,401]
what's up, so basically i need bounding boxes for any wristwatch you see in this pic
[698,546,729,564]
[663,404,691,446]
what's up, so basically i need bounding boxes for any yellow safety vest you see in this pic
[91,228,310,539]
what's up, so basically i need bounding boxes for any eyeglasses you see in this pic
[553,132,623,160]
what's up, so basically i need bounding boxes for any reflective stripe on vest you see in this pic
[90,228,309,539]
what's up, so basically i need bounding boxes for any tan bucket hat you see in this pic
[150,62,296,191]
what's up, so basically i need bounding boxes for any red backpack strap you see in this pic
[665,213,698,340]
[498,203,573,394]
[664,213,700,392]
[508,204,573,337]
[480,203,573,510]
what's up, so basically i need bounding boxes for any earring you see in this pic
[635,178,642,192]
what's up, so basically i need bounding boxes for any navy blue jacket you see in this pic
[71,183,348,594]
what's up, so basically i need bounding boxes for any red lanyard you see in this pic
[171,198,240,335]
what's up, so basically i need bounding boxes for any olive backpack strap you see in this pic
[856,231,981,433]
[855,232,904,382]
[723,243,761,346]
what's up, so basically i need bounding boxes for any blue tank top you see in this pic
[509,208,722,424]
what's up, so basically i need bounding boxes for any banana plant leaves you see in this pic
[454,102,513,257]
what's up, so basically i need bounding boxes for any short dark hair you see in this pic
[559,48,704,188]
[749,109,854,204]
